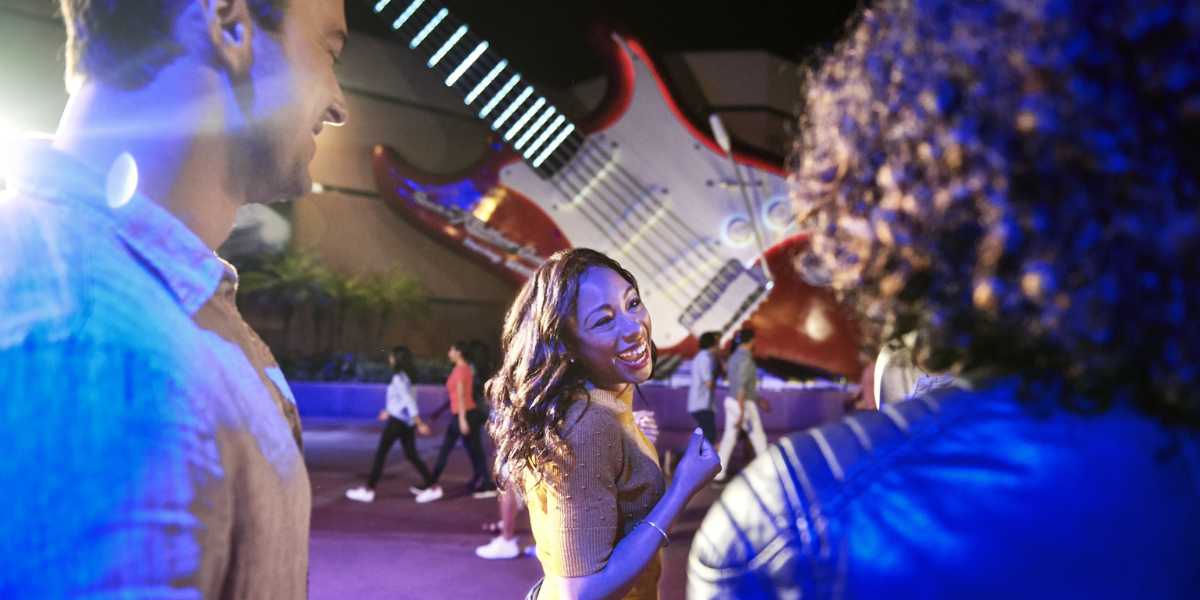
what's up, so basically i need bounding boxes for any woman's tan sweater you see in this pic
[524,386,666,599]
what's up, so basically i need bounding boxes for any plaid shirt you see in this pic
[0,144,309,598]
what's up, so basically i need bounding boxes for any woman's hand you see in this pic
[672,428,721,499]
[377,409,389,422]
[459,419,470,435]
[417,422,431,436]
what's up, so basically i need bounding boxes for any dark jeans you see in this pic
[430,408,491,488]
[691,409,717,445]
[367,416,433,489]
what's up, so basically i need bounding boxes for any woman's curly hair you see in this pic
[793,0,1199,422]
[486,248,641,490]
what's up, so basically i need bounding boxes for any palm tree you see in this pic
[362,268,428,349]
[238,249,333,355]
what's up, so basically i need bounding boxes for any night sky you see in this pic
[347,1,863,88]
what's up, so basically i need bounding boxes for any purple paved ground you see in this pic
[304,417,774,600]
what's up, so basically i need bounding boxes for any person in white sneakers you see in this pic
[715,329,769,481]
[475,485,526,560]
[346,346,433,503]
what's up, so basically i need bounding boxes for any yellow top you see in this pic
[524,386,666,600]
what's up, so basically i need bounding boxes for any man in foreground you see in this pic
[0,0,348,596]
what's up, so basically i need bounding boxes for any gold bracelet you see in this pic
[643,519,669,547]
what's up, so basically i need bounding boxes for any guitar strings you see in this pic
[561,142,713,297]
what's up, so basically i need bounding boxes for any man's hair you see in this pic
[698,331,720,350]
[793,0,1199,423]
[735,328,755,345]
[59,0,288,90]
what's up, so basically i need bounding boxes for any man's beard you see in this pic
[228,121,305,205]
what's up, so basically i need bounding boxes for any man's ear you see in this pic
[204,0,254,79]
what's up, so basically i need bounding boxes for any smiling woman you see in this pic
[486,248,720,600]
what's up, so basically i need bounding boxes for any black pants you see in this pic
[430,409,490,488]
[367,416,433,489]
[691,409,717,445]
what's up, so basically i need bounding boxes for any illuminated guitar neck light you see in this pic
[492,86,533,130]
[514,106,556,151]
[480,75,520,118]
[410,8,447,49]
[504,97,546,141]
[391,0,424,29]
[524,114,566,159]
[428,24,467,68]
[446,41,489,87]
[465,59,506,103]
[532,123,575,168]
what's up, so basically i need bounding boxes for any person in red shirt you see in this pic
[415,341,490,503]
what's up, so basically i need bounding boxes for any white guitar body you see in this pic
[498,36,796,348]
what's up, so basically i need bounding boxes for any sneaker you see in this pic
[475,535,520,560]
[409,485,428,496]
[345,487,375,503]
[523,544,537,558]
[415,485,443,504]
[472,483,499,499]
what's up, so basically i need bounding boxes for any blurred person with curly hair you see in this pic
[689,0,1200,597]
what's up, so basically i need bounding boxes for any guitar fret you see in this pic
[513,104,554,150]
[464,59,506,104]
[492,86,533,130]
[390,0,424,29]
[446,41,489,87]
[507,98,548,143]
[410,7,447,48]
[532,124,576,168]
[480,75,520,118]
[428,24,467,67]
[524,114,565,159]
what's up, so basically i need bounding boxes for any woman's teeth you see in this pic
[617,342,648,364]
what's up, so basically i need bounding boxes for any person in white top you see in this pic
[346,346,433,503]
[687,332,721,444]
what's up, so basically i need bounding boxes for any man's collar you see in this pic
[14,143,227,316]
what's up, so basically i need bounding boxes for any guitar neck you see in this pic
[369,0,585,178]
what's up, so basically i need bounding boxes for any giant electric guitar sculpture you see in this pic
[366,0,860,376]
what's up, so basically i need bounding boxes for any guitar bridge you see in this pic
[679,260,770,337]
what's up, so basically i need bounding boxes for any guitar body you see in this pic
[371,33,860,376]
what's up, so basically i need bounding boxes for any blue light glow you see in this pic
[514,106,556,151]
[391,0,423,29]
[480,74,520,118]
[410,8,447,49]
[374,0,392,14]
[446,42,490,87]
[402,177,483,212]
[533,123,575,168]
[491,86,533,130]
[504,97,546,141]
[524,114,566,159]
[428,24,467,68]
